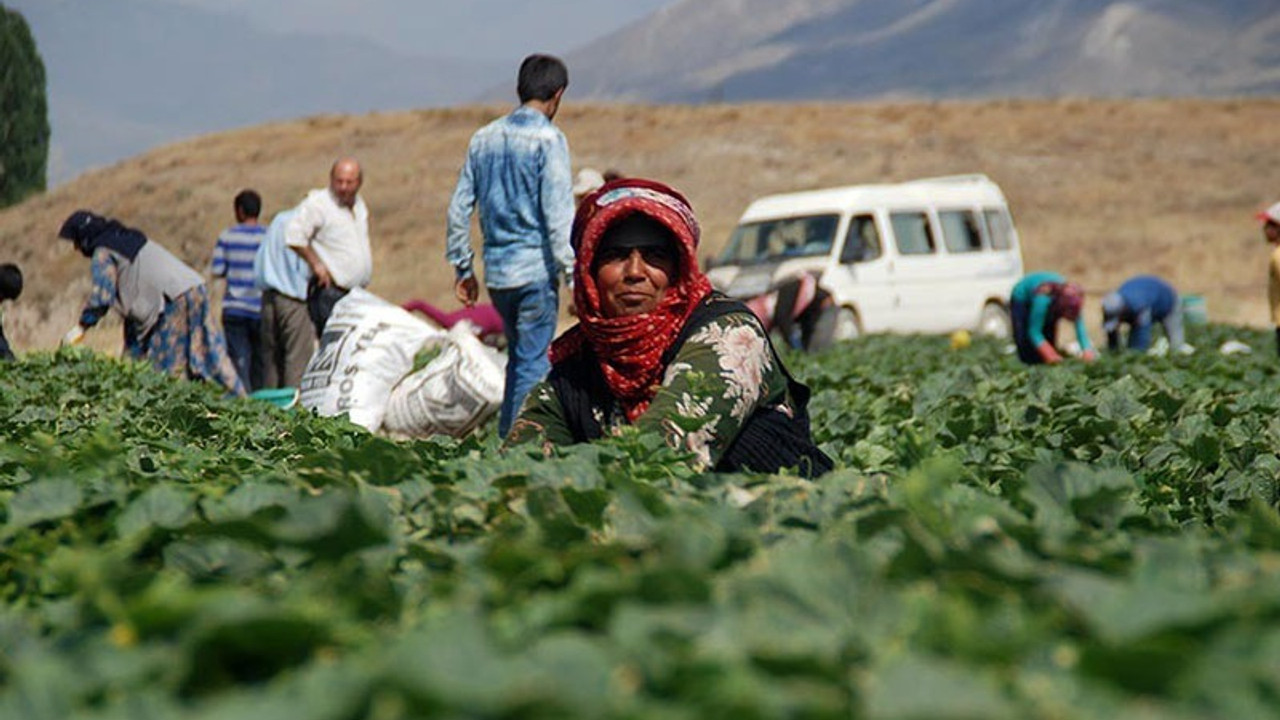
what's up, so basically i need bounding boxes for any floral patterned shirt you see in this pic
[81,247,121,328]
[507,311,795,470]
[81,249,149,355]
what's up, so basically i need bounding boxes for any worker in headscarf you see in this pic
[506,179,831,477]
[58,210,244,395]
[1009,271,1095,365]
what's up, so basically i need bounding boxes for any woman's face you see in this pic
[594,242,677,317]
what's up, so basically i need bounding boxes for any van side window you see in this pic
[940,210,984,253]
[890,212,935,255]
[840,214,881,263]
[984,209,1014,250]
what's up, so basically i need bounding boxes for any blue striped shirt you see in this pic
[210,224,265,318]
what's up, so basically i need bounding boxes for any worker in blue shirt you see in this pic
[1009,271,1095,365]
[1101,275,1189,353]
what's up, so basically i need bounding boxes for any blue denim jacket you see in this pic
[446,106,575,290]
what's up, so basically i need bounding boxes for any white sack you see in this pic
[299,288,444,430]
[382,323,506,438]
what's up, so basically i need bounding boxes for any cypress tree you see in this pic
[0,5,50,207]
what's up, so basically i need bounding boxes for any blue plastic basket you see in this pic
[1182,295,1208,326]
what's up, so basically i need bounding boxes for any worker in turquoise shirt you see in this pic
[1009,271,1095,365]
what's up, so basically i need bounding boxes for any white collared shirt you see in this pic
[285,188,372,290]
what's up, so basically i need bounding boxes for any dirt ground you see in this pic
[3,98,1277,352]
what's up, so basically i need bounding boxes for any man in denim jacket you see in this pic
[446,54,574,436]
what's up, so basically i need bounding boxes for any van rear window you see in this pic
[984,209,1015,250]
[719,214,840,265]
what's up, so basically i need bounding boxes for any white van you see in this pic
[707,174,1024,340]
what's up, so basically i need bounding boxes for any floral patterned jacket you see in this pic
[507,299,830,476]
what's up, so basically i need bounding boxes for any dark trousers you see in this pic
[307,279,349,335]
[1011,299,1058,365]
[222,313,262,392]
[0,321,13,361]
[774,282,834,351]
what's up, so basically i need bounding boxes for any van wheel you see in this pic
[833,307,862,341]
[978,302,1011,339]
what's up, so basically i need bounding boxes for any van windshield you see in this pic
[719,214,840,265]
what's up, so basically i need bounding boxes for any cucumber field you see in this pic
[3,327,1280,719]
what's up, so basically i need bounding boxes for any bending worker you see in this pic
[58,210,244,395]
[1009,271,1095,365]
[743,272,836,352]
[506,178,831,477]
[0,263,21,361]
[1101,274,1189,353]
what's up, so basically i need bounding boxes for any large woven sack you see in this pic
[298,288,444,430]
[382,323,506,438]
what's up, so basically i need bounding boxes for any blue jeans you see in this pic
[490,282,558,437]
[222,313,262,392]
[1134,303,1185,351]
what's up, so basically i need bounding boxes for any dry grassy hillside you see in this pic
[3,99,1277,352]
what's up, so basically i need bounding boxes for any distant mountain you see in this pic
[7,0,506,182]
[564,0,1280,101]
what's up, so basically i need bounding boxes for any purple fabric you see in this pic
[402,300,504,337]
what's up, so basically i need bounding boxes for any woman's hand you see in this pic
[1036,341,1063,364]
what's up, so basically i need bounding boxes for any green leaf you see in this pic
[116,486,195,538]
[5,477,83,529]
[863,652,1017,720]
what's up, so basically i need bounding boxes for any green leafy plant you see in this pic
[2,327,1279,718]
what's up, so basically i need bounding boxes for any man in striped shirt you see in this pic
[210,189,266,391]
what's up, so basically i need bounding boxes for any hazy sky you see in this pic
[165,0,680,61]
[7,0,684,181]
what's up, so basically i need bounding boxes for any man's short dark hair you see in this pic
[0,264,23,301]
[517,54,568,103]
[234,189,262,219]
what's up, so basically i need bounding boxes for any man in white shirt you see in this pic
[286,157,372,333]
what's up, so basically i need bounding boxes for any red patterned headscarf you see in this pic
[551,178,713,421]
[1052,282,1084,321]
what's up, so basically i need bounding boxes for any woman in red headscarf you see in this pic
[506,179,831,477]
